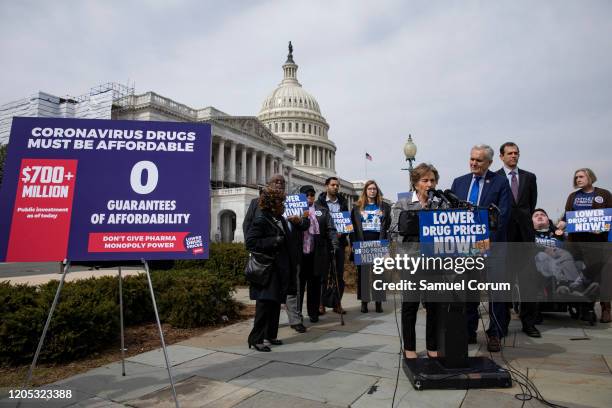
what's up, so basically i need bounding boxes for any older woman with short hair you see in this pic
[557,168,611,323]
[391,163,444,358]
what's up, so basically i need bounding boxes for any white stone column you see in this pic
[293,145,297,163]
[241,146,247,184]
[259,152,266,184]
[287,168,293,192]
[309,145,313,166]
[229,141,236,184]
[250,149,257,184]
[217,139,225,182]
[301,144,305,164]
[268,155,275,178]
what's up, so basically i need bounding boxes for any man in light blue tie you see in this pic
[450,144,512,352]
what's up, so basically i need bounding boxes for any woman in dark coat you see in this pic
[245,187,293,351]
[557,168,611,323]
[350,180,392,313]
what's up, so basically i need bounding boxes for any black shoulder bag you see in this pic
[245,251,275,287]
[244,216,283,287]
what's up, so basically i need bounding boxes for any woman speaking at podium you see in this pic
[391,163,445,359]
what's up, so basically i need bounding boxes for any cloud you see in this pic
[1,0,610,218]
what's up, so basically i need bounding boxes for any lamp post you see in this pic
[402,134,417,170]
[401,134,417,190]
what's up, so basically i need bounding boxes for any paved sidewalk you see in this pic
[2,291,611,407]
[0,269,143,286]
[0,264,143,286]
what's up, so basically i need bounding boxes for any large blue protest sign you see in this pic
[330,211,353,234]
[0,117,211,262]
[565,209,611,234]
[419,209,489,255]
[353,240,389,265]
[283,194,308,217]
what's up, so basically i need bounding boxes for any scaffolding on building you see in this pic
[73,82,135,103]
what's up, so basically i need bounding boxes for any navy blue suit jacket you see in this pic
[450,170,512,242]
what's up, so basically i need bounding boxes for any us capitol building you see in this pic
[0,43,363,243]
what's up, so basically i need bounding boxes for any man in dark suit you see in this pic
[316,177,350,314]
[451,144,512,352]
[496,142,541,338]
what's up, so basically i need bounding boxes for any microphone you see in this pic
[488,203,501,215]
[443,189,461,208]
[427,188,436,201]
[488,203,501,232]
[426,189,436,208]
[433,189,452,206]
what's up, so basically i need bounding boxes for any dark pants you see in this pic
[512,244,540,329]
[467,302,509,338]
[299,253,320,318]
[356,264,386,302]
[520,302,539,328]
[334,245,346,300]
[402,302,437,351]
[248,300,281,345]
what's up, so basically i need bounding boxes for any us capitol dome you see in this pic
[257,42,336,177]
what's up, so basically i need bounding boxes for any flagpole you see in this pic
[364,153,367,179]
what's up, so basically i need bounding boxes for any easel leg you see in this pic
[143,260,180,408]
[118,266,126,376]
[17,260,71,408]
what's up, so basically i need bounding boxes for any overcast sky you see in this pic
[1,0,610,218]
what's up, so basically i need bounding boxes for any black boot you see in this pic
[375,301,383,313]
[361,302,368,313]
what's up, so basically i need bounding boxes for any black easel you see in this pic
[17,259,180,408]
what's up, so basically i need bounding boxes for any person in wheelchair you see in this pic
[532,209,599,299]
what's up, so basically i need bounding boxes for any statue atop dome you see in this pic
[286,41,295,63]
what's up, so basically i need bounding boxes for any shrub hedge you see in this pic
[0,267,241,366]
[174,242,249,286]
